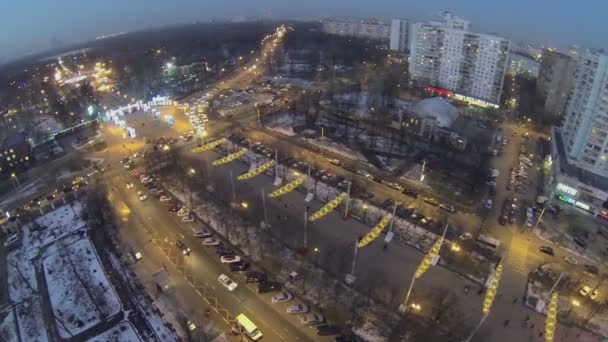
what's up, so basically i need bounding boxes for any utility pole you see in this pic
[304,208,308,249]
[344,181,352,218]
[261,188,269,228]
[230,170,236,205]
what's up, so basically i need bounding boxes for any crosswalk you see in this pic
[504,234,530,275]
[129,166,146,178]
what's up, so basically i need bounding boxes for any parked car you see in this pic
[316,325,340,336]
[168,205,180,212]
[182,215,195,222]
[583,264,599,276]
[246,271,268,283]
[327,158,341,166]
[579,285,599,300]
[257,280,281,293]
[271,292,293,303]
[573,236,588,248]
[539,246,554,256]
[439,204,455,213]
[201,237,220,246]
[126,182,134,189]
[564,256,578,265]
[384,182,403,191]
[459,233,473,241]
[220,255,242,264]
[218,274,238,291]
[176,240,191,255]
[287,304,310,314]
[299,313,325,326]
[159,195,172,202]
[229,261,250,271]
[177,208,190,217]
[402,188,418,198]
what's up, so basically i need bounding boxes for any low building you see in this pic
[322,19,390,41]
[0,133,33,179]
[410,97,466,150]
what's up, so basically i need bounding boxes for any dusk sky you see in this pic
[1,0,606,61]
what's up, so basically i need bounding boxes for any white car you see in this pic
[327,158,341,165]
[138,193,147,201]
[159,195,172,202]
[220,255,242,264]
[182,215,195,222]
[201,237,220,246]
[177,208,190,217]
[287,304,310,314]
[385,182,403,191]
[218,274,238,291]
[579,285,599,300]
[141,177,154,184]
[299,313,325,326]
[139,174,148,181]
[459,233,473,241]
[272,292,293,303]
[564,256,578,265]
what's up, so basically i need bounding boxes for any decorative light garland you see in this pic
[269,177,305,198]
[357,215,392,248]
[211,148,248,166]
[237,160,275,180]
[191,138,226,153]
[308,193,347,222]
[545,292,559,342]
[482,264,503,313]
[415,237,445,279]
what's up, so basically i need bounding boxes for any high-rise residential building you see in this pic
[561,50,608,177]
[537,49,576,116]
[322,19,390,41]
[409,12,510,105]
[389,19,409,53]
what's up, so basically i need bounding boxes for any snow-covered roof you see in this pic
[411,97,459,128]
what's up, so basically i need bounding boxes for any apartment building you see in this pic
[537,49,576,116]
[409,12,510,105]
[322,19,390,41]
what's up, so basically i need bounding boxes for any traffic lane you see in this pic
[112,174,319,342]
[206,156,484,322]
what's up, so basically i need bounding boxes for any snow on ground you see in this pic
[16,298,48,342]
[86,321,142,342]
[376,156,402,172]
[43,238,121,338]
[0,306,19,342]
[307,138,366,161]
[0,180,45,207]
[6,248,37,303]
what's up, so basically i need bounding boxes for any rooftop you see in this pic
[0,133,27,150]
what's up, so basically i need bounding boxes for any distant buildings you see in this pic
[0,133,33,178]
[408,12,510,105]
[537,49,576,117]
[322,19,390,41]
[560,50,608,178]
[507,52,540,78]
[389,19,409,53]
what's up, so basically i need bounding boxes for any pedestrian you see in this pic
[513,297,518,304]
[539,332,543,337]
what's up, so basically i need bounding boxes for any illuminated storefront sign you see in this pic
[556,183,578,196]
[557,195,575,204]
[575,201,591,211]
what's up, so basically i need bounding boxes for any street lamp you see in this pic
[410,303,421,311]
[241,201,249,209]
[188,168,196,175]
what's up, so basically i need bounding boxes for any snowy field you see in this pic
[0,307,19,342]
[43,238,121,338]
[86,321,142,342]
[15,298,48,342]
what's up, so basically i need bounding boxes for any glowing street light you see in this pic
[241,201,249,209]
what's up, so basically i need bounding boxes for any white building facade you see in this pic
[561,50,608,177]
[389,19,409,53]
[322,19,390,41]
[409,12,510,105]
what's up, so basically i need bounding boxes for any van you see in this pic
[236,314,263,340]
[191,226,211,238]
[476,234,500,251]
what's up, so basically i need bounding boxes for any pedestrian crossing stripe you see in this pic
[130,167,146,177]
[505,236,530,275]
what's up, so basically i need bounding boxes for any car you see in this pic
[220,255,242,264]
[439,204,455,213]
[258,280,281,294]
[564,256,578,265]
[246,271,268,283]
[583,264,599,276]
[217,248,235,257]
[403,188,418,198]
[218,274,238,291]
[316,325,340,336]
[299,313,325,326]
[72,176,85,185]
[459,233,473,240]
[159,195,172,202]
[138,193,147,201]
[201,237,220,246]
[126,182,134,189]
[140,176,151,183]
[327,158,341,166]
[168,205,180,212]
[230,261,250,271]
[139,174,148,181]
[573,236,588,248]
[539,246,554,256]
[186,320,197,332]
[385,182,403,191]
[177,208,190,217]
[182,215,195,222]
[46,194,56,201]
[271,292,293,303]
[287,304,310,314]
[176,240,191,255]
[356,170,373,179]
[423,197,440,206]
[579,285,599,299]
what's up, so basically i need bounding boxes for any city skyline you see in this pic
[1,0,607,62]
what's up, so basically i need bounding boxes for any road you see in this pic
[104,162,326,341]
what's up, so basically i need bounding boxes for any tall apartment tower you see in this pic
[537,49,576,116]
[389,19,409,53]
[561,50,608,177]
[409,12,510,104]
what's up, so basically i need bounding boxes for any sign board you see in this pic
[305,192,314,203]
[431,254,440,266]
[384,231,394,243]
